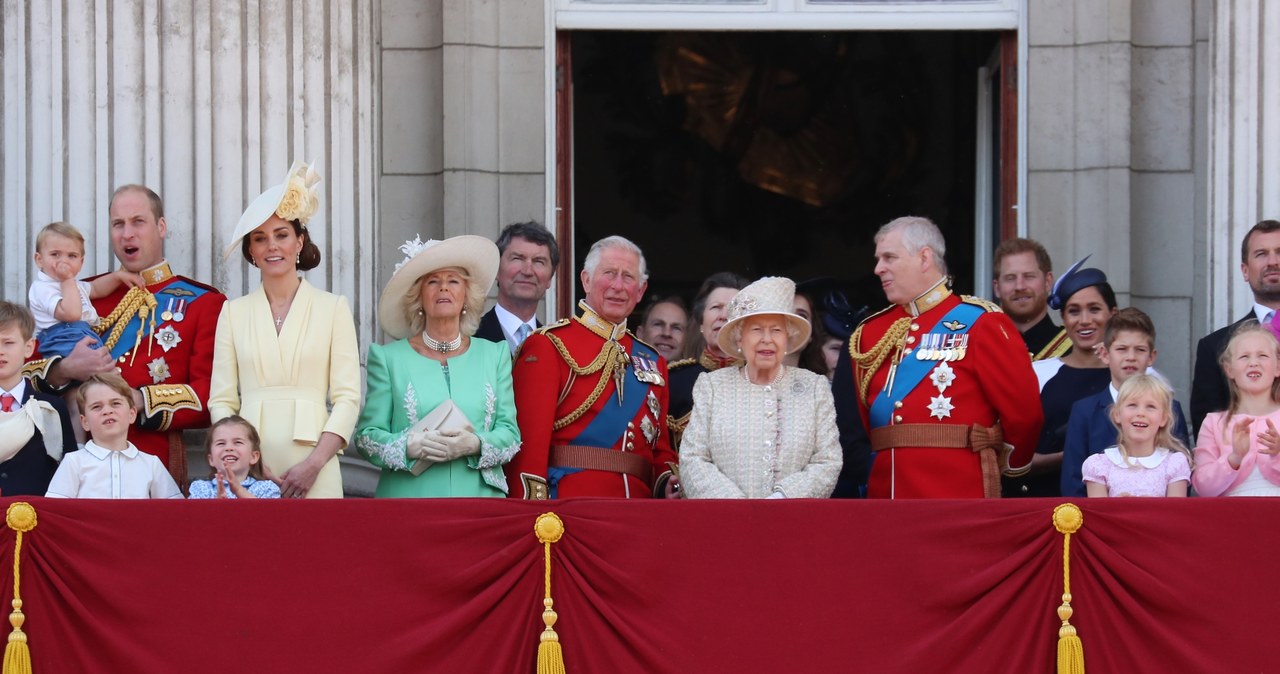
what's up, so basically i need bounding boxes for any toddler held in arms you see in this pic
[188,416,281,499]
[1082,374,1192,497]
[1193,322,1280,496]
[45,372,183,499]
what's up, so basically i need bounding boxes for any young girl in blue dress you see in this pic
[189,416,281,499]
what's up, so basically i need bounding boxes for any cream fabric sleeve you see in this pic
[207,302,241,423]
[320,294,362,445]
[774,374,842,499]
[678,373,748,499]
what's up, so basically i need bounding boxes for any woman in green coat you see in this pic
[355,235,520,497]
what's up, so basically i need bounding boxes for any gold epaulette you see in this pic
[666,412,692,450]
[20,358,57,388]
[960,295,1003,312]
[848,310,912,407]
[667,357,698,371]
[141,383,203,431]
[533,318,571,336]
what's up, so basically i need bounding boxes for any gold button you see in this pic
[910,323,919,331]
[894,401,903,409]
[118,356,126,363]
[894,415,902,423]
[904,348,913,355]
[625,442,634,450]
[627,422,634,429]
[906,336,916,344]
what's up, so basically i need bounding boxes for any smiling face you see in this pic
[699,287,740,357]
[1112,390,1168,449]
[79,382,136,445]
[637,301,687,362]
[109,188,167,272]
[247,216,304,278]
[0,325,35,389]
[496,236,554,308]
[1101,330,1156,387]
[580,247,647,324]
[1060,286,1116,352]
[737,315,790,372]
[208,422,261,482]
[993,250,1053,325]
[1241,229,1280,304]
[419,268,469,325]
[1224,331,1280,398]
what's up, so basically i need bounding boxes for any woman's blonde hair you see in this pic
[1216,320,1280,442]
[1108,373,1192,468]
[399,266,486,337]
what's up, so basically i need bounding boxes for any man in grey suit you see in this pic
[1190,219,1280,436]
[474,221,559,355]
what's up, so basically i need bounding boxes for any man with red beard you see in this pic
[850,216,1042,498]
[992,238,1069,361]
[25,185,226,487]
[1191,219,1280,435]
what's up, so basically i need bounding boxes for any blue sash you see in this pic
[104,280,210,360]
[868,302,982,428]
[549,340,657,497]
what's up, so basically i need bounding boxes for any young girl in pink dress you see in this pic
[1082,374,1192,497]
[1193,322,1280,496]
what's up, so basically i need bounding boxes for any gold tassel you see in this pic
[1053,503,1085,674]
[4,503,37,674]
[534,513,566,674]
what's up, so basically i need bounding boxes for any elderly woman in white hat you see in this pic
[209,160,362,498]
[680,277,841,499]
[354,235,520,497]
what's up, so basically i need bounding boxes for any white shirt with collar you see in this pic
[1253,304,1278,325]
[494,303,538,355]
[0,379,27,412]
[45,440,183,499]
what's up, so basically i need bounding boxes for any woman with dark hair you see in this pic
[1004,256,1117,497]
[666,271,749,451]
[209,161,362,498]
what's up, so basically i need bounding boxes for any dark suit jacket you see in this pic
[0,384,76,496]
[830,340,871,498]
[1060,388,1191,497]
[1190,313,1253,437]
[474,306,540,352]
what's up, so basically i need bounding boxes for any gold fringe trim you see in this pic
[94,286,157,355]
[544,332,630,431]
[534,513,566,674]
[848,317,911,406]
[1053,503,1085,674]
[4,503,37,674]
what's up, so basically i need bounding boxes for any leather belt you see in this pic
[869,423,1008,498]
[550,445,653,486]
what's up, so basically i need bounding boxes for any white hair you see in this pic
[875,216,948,276]
[582,235,649,283]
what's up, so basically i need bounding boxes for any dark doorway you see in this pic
[568,29,1004,316]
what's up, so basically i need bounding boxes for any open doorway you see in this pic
[563,29,1010,316]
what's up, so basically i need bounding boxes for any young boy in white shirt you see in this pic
[45,372,183,499]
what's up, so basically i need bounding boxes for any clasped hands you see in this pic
[1230,417,1280,469]
[406,428,480,464]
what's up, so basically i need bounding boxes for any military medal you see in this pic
[172,298,186,322]
[928,394,954,420]
[154,325,182,352]
[147,357,171,384]
[161,297,175,322]
[929,361,955,393]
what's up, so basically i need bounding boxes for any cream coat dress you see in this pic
[680,365,841,499]
[209,279,361,498]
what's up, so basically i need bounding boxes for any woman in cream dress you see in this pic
[209,161,361,498]
[354,235,520,497]
[680,276,841,499]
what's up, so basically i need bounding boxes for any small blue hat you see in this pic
[1048,255,1108,310]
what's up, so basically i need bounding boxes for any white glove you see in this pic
[766,490,786,500]
[421,429,481,462]
[406,429,431,460]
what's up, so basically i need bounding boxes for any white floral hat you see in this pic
[223,160,322,260]
[717,276,813,357]
[377,235,499,339]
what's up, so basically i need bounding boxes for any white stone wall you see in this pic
[1026,0,1207,400]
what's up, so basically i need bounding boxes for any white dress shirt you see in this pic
[46,440,183,499]
[0,379,27,412]
[494,303,538,355]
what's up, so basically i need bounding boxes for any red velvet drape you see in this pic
[0,498,1270,673]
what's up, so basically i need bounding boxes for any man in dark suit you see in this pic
[474,221,558,355]
[1190,219,1280,436]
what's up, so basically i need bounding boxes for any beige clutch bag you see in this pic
[408,399,475,476]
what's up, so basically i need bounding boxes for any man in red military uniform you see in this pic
[850,216,1042,498]
[25,185,227,486]
[506,236,676,499]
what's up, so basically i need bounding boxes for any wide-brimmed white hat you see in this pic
[717,276,812,357]
[377,235,500,339]
[223,160,322,260]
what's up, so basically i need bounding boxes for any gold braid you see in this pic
[544,331,630,430]
[848,317,912,406]
[94,287,158,351]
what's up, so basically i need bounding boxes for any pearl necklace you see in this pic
[742,365,786,386]
[422,330,463,353]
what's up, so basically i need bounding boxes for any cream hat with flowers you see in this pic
[377,235,500,339]
[223,160,322,260]
[717,276,813,357]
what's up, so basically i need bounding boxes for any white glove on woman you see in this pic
[406,429,432,460]
[421,429,481,462]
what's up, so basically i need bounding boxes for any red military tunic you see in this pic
[852,283,1042,498]
[506,303,677,499]
[26,261,226,484]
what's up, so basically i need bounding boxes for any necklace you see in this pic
[422,330,463,353]
[742,365,786,386]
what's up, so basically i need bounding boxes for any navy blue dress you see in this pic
[1002,364,1111,497]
